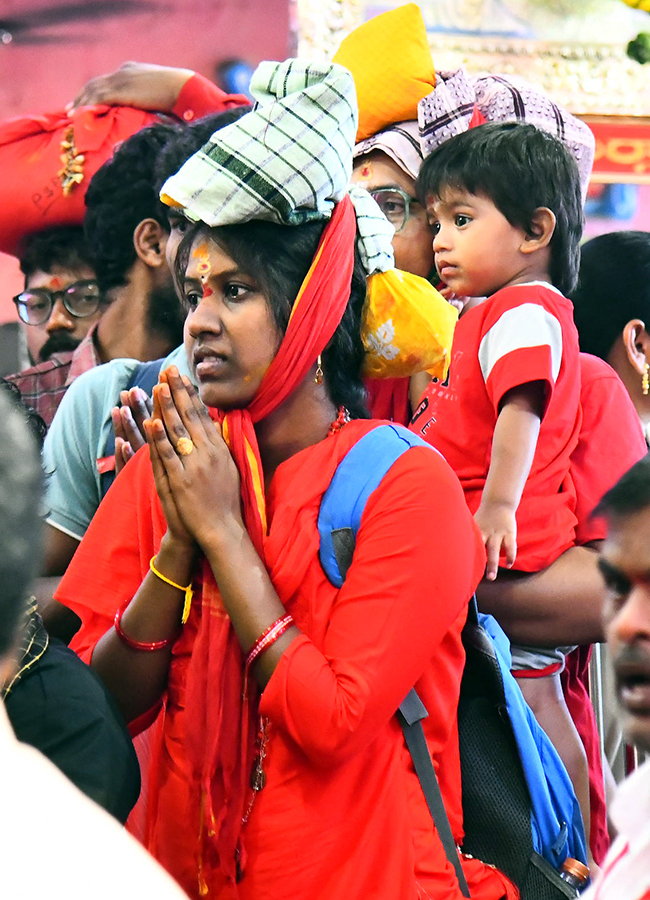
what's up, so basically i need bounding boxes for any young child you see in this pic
[410,121,594,867]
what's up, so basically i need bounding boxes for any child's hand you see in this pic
[474,500,517,581]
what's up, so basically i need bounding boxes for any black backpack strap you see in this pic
[100,359,164,498]
[398,689,471,898]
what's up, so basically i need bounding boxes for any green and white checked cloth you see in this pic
[161,59,358,228]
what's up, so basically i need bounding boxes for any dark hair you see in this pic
[571,231,650,360]
[19,226,93,281]
[594,453,650,520]
[176,219,370,419]
[154,106,250,195]
[0,389,43,659]
[416,122,584,296]
[84,121,180,293]
[0,380,47,450]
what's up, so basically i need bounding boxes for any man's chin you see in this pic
[619,707,650,756]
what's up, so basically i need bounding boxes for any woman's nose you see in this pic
[187,296,224,338]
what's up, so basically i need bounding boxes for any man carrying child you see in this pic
[411,121,595,873]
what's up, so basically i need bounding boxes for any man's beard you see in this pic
[146,281,185,349]
[38,330,81,362]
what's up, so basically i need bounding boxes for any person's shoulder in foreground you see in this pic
[0,387,189,900]
[0,702,189,900]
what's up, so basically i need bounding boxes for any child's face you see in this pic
[426,188,529,299]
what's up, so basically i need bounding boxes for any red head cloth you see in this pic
[184,195,357,885]
[217,194,357,555]
[0,104,159,257]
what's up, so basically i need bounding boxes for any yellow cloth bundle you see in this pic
[333,4,435,142]
[362,269,457,380]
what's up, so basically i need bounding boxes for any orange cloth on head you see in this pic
[333,3,435,142]
[0,105,159,257]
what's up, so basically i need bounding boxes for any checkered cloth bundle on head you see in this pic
[161,59,358,228]
[161,57,456,382]
[161,58,396,276]
[418,69,595,199]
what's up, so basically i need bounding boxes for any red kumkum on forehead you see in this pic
[48,276,64,290]
[202,285,214,298]
[193,241,212,282]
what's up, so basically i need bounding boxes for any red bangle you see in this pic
[245,614,294,671]
[114,601,177,652]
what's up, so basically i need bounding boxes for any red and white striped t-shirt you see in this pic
[411,282,581,572]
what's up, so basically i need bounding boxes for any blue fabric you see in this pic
[479,613,588,869]
[317,421,587,872]
[317,424,432,587]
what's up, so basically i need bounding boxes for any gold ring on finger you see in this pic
[176,437,195,457]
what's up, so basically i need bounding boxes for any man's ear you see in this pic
[520,207,556,254]
[622,319,650,375]
[133,218,168,269]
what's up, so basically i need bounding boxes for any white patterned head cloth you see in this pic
[418,69,595,199]
[161,58,395,276]
[353,119,423,181]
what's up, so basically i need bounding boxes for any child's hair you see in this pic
[416,122,584,296]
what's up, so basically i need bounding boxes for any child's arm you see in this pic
[476,381,545,581]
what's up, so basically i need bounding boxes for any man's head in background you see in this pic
[596,455,650,754]
[571,231,650,426]
[16,227,103,364]
[153,105,250,269]
[83,121,186,351]
[0,388,42,686]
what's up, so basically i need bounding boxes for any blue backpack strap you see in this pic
[318,423,432,587]
[317,424,470,895]
[100,359,164,498]
[477,612,588,869]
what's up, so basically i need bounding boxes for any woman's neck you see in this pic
[255,371,338,487]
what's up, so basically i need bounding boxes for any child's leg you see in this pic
[517,672,596,872]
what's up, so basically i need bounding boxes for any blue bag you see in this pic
[317,423,587,897]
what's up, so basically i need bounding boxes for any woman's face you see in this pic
[350,151,434,279]
[182,235,283,410]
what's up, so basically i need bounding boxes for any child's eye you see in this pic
[429,221,441,234]
[455,214,471,227]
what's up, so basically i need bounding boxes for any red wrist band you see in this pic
[114,601,177,652]
[245,614,294,671]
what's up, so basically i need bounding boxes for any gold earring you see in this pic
[643,362,649,396]
[315,355,324,385]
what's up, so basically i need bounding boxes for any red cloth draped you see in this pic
[186,195,359,885]
[217,195,356,554]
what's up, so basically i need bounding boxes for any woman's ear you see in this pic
[520,207,556,254]
[622,319,650,375]
[133,218,168,269]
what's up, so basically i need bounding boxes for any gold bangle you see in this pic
[149,556,194,625]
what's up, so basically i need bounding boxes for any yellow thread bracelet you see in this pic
[149,556,194,625]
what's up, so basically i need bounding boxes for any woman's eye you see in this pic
[170,217,190,235]
[224,284,249,302]
[455,214,471,227]
[183,290,201,310]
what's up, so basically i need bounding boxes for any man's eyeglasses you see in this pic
[368,187,420,233]
[13,280,103,326]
